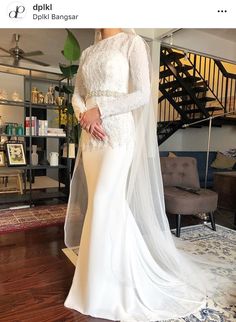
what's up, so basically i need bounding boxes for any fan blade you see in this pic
[0,47,11,54]
[21,56,50,67]
[0,55,11,57]
[23,50,44,57]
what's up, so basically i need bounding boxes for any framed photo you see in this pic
[0,151,5,167]
[6,143,26,166]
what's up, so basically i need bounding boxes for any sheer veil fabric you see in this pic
[64,28,222,319]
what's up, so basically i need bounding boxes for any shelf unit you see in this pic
[0,63,73,206]
[2,134,66,138]
[0,99,62,109]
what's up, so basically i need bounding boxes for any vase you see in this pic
[31,145,38,166]
[16,124,24,136]
[49,152,59,166]
[0,116,6,135]
[0,89,8,100]
[12,91,22,102]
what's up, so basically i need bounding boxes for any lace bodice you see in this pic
[72,32,150,150]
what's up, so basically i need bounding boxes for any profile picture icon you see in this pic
[7,1,26,19]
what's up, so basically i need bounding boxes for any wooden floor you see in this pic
[0,210,235,322]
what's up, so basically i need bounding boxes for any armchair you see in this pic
[160,157,218,237]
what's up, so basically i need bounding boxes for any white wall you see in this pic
[160,125,236,152]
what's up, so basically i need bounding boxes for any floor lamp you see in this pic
[182,110,236,189]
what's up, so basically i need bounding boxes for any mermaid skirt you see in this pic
[64,141,206,321]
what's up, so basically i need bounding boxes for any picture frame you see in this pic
[0,151,5,167]
[6,143,26,166]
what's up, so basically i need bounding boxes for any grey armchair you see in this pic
[160,157,218,237]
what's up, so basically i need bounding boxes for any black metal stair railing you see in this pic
[187,53,236,115]
[157,46,236,145]
[159,48,209,124]
[158,47,213,144]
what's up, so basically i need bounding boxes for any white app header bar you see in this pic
[1,0,235,28]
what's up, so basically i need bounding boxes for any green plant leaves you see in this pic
[67,102,74,115]
[63,85,74,94]
[54,84,74,94]
[58,29,82,144]
[59,63,78,78]
[73,123,82,143]
[63,29,81,61]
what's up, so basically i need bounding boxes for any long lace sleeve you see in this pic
[97,35,151,119]
[72,51,87,120]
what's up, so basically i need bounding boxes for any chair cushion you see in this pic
[160,157,200,188]
[164,187,218,214]
[211,152,236,169]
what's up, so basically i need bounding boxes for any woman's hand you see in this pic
[80,107,101,131]
[90,122,107,141]
[79,107,106,141]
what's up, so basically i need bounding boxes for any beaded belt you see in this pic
[85,90,126,101]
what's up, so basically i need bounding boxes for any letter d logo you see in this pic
[7,2,26,19]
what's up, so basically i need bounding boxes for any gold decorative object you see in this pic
[12,91,22,102]
[44,86,55,105]
[31,87,38,104]
[0,89,8,100]
[38,92,44,104]
[56,94,65,107]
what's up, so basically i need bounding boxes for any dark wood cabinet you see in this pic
[213,171,236,226]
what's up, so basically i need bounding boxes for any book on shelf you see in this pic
[25,117,30,135]
[25,116,37,135]
[46,133,66,137]
[32,116,37,135]
[38,120,48,136]
[47,127,66,137]
[24,117,66,137]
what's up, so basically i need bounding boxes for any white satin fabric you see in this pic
[64,143,206,321]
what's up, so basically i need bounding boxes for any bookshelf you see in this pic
[0,63,73,207]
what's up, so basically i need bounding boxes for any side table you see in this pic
[213,171,236,226]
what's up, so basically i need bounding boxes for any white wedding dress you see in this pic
[64,32,208,321]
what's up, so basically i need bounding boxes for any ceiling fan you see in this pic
[0,34,50,67]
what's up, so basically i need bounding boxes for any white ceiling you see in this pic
[0,28,235,72]
[193,29,236,44]
[0,29,94,72]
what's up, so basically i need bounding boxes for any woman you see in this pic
[64,28,208,321]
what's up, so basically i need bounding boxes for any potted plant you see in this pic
[55,29,82,155]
